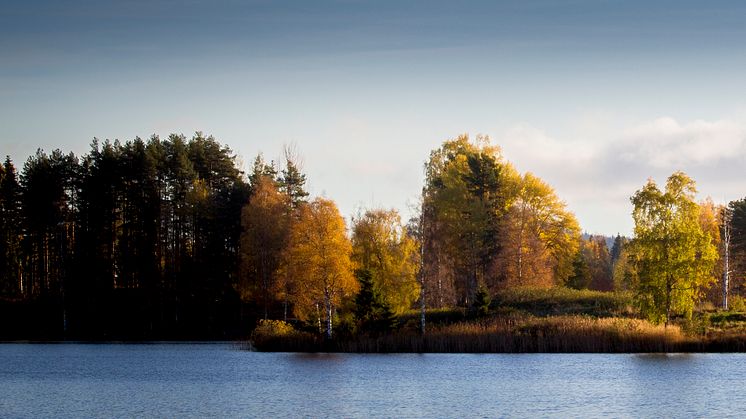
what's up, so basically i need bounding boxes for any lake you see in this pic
[0,343,744,418]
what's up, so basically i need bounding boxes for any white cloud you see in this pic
[494,115,746,236]
[618,117,746,167]
[500,123,597,171]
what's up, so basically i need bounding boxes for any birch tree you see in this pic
[351,208,420,314]
[239,175,289,319]
[630,172,717,325]
[283,198,357,338]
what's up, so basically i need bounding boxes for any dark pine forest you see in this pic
[0,134,271,340]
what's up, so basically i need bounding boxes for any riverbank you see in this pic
[251,288,746,353]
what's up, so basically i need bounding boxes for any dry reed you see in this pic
[253,314,691,353]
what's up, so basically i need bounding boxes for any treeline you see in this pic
[0,133,593,339]
[4,132,742,340]
[0,134,255,339]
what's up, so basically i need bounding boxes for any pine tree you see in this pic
[0,157,22,297]
[353,269,396,334]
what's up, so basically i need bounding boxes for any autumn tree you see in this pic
[239,175,290,319]
[422,135,512,305]
[499,172,581,287]
[698,198,725,307]
[351,208,420,314]
[586,236,613,290]
[630,172,717,325]
[283,198,357,338]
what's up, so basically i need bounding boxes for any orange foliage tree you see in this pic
[282,198,357,338]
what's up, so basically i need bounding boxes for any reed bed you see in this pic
[253,314,691,353]
[251,287,746,353]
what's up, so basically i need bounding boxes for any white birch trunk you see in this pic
[723,208,732,310]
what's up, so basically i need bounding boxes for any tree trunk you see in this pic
[723,210,731,310]
[420,239,426,335]
[665,276,672,329]
[325,294,333,339]
[315,303,322,334]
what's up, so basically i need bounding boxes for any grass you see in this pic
[253,314,686,353]
[251,287,746,353]
[492,287,635,318]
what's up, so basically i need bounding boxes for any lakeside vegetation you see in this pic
[2,133,746,352]
[252,288,746,353]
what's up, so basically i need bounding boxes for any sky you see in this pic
[3,0,746,235]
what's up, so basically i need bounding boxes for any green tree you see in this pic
[278,145,309,210]
[567,249,591,290]
[610,234,625,265]
[630,172,717,325]
[471,286,491,317]
[353,269,396,335]
[612,247,637,291]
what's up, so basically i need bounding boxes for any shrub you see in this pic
[251,319,316,351]
[252,319,296,338]
[730,295,746,312]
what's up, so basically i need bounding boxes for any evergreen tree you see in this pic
[20,149,78,298]
[248,153,277,190]
[472,286,491,317]
[279,157,308,210]
[567,249,591,290]
[610,234,625,265]
[0,157,22,297]
[353,269,396,334]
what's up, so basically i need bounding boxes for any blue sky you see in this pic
[4,1,746,235]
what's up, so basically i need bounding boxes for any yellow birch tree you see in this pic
[351,208,420,314]
[283,197,357,338]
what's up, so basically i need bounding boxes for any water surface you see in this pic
[0,344,743,417]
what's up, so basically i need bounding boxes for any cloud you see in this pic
[617,117,746,167]
[494,115,746,235]
[500,123,597,172]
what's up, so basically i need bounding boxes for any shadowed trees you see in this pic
[0,158,22,298]
[0,134,250,339]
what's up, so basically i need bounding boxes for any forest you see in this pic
[1,133,745,347]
